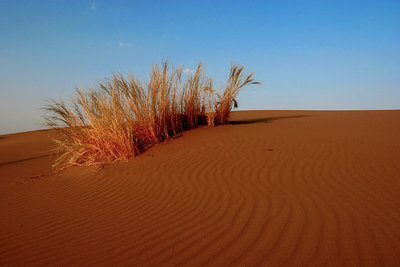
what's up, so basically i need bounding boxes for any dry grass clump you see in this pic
[45,62,260,167]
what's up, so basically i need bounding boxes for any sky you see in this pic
[0,0,399,134]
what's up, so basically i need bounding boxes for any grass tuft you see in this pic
[44,62,260,167]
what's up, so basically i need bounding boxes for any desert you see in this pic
[1,1,400,266]
[1,110,400,265]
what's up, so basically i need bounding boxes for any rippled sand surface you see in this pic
[1,110,399,266]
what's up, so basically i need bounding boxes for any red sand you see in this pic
[1,110,400,266]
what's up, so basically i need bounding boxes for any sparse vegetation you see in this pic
[45,62,260,167]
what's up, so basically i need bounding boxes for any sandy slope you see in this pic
[1,110,399,266]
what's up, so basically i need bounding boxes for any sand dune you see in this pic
[1,110,400,266]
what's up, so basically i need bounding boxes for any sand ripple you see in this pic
[1,110,400,266]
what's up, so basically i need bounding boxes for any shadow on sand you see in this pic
[229,115,309,125]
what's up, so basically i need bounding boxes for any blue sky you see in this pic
[1,0,399,134]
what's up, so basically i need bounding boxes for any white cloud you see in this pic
[183,68,194,75]
[90,0,98,10]
[118,42,132,47]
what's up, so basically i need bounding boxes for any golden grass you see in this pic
[44,62,260,167]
